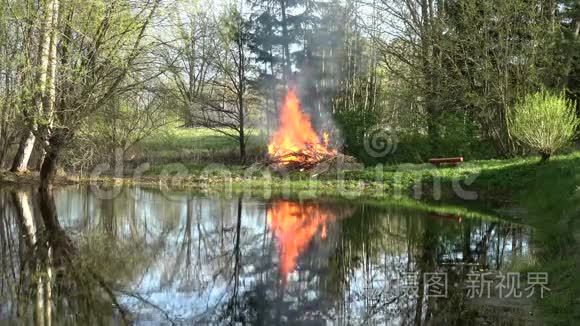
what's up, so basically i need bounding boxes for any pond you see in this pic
[0,185,536,325]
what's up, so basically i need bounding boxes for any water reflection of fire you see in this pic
[267,89,336,169]
[267,200,336,281]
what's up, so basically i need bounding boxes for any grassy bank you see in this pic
[2,151,576,204]
[68,152,560,202]
[431,151,580,324]
[482,153,580,324]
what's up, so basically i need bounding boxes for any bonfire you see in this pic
[267,89,357,171]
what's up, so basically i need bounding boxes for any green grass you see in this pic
[134,124,267,165]
[130,125,554,202]
[107,145,575,205]
[486,154,580,325]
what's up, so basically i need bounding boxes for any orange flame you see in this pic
[267,200,336,281]
[268,89,336,166]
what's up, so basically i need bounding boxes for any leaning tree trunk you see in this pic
[39,133,66,192]
[11,133,36,172]
[39,147,59,192]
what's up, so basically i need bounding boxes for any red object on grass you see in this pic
[428,157,464,167]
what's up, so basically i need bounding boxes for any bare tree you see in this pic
[195,7,256,163]
[163,3,258,164]
[95,86,173,163]
[161,2,220,127]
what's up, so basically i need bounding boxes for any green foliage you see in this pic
[334,105,381,165]
[336,109,495,165]
[509,90,579,160]
[435,112,471,156]
[388,133,432,164]
[433,111,496,160]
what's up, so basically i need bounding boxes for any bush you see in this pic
[509,90,579,161]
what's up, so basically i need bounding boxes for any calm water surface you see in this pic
[0,185,533,325]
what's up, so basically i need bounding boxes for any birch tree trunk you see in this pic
[36,0,60,170]
[11,135,36,172]
[11,0,59,173]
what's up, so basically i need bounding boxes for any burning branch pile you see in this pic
[268,142,336,170]
[267,89,357,171]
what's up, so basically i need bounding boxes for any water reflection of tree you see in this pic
[0,189,171,325]
[0,188,531,325]
[209,201,350,325]
[325,206,530,325]
[202,202,529,325]
[327,205,421,324]
[1,190,55,325]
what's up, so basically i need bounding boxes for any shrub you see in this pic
[509,90,579,162]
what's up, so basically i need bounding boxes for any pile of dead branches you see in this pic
[263,150,362,173]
